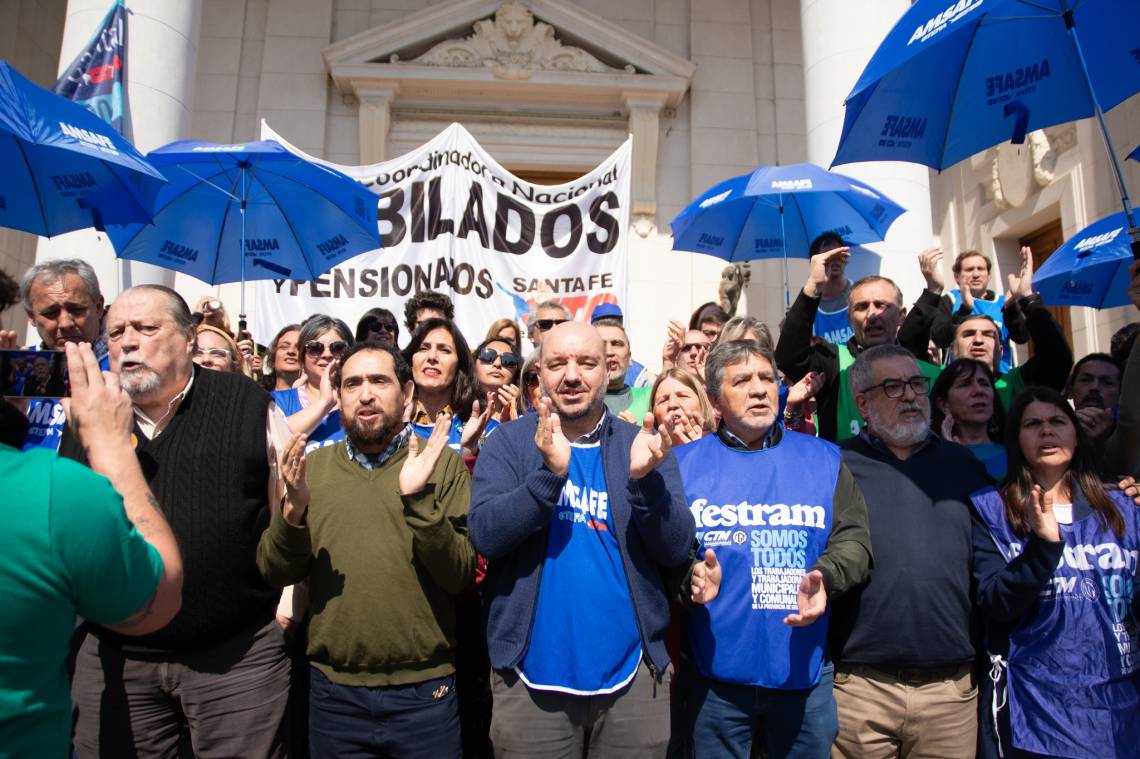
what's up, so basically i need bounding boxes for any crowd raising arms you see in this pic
[0,249,1138,759]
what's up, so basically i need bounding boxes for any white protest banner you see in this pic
[253,121,630,346]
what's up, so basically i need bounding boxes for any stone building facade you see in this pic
[2,0,1137,362]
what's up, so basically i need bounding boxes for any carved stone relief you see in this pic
[989,129,1060,208]
[394,2,635,80]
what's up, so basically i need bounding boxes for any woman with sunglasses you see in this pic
[355,307,400,347]
[485,317,522,356]
[931,358,1007,481]
[472,336,523,423]
[972,387,1140,759]
[272,314,354,453]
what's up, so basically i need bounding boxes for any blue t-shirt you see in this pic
[814,304,854,345]
[518,442,642,694]
[625,360,650,389]
[966,441,1007,482]
[22,350,110,451]
[271,387,344,454]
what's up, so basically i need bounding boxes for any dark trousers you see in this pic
[489,660,670,758]
[72,617,290,759]
[308,667,461,759]
[687,663,838,759]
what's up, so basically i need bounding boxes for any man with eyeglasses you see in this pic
[59,285,295,758]
[527,299,572,350]
[829,344,991,759]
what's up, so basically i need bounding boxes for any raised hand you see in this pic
[62,342,134,467]
[1029,484,1060,542]
[1118,476,1140,507]
[496,383,521,421]
[0,329,16,349]
[786,371,824,407]
[918,247,945,293]
[460,396,493,453]
[671,410,705,445]
[401,414,451,495]
[940,412,960,443]
[317,358,339,413]
[1075,407,1113,441]
[1007,246,1035,299]
[280,432,310,524]
[690,549,721,605]
[804,246,850,298]
[630,412,672,480]
[534,398,570,476]
[662,320,686,367]
[783,569,827,627]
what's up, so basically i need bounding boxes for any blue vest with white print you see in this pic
[972,487,1140,758]
[675,430,839,689]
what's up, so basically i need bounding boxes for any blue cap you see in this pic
[590,303,623,323]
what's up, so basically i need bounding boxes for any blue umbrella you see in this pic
[670,163,906,304]
[832,0,1140,259]
[1129,144,1139,163]
[105,139,381,329]
[1033,212,1135,309]
[0,60,164,236]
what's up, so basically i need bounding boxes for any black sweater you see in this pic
[830,433,992,669]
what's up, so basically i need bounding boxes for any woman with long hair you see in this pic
[471,336,522,423]
[403,317,493,455]
[650,368,715,446]
[259,323,302,392]
[931,358,1007,481]
[272,315,353,453]
[971,386,1140,759]
[484,317,522,356]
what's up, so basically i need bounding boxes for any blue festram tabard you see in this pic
[271,387,345,454]
[675,431,839,689]
[518,442,642,695]
[946,289,1012,373]
[411,414,499,453]
[813,304,853,346]
[972,488,1140,758]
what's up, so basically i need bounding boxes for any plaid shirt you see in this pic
[344,423,412,470]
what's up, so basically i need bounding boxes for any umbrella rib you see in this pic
[177,164,241,202]
[209,191,234,285]
[791,197,811,252]
[248,168,317,279]
[12,137,50,235]
[936,19,986,168]
[256,163,376,236]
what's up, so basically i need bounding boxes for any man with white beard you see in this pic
[828,344,991,759]
[59,285,293,758]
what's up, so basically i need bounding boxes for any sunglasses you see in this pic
[476,348,520,368]
[681,342,710,353]
[305,340,348,357]
[535,318,568,331]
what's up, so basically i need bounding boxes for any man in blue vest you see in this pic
[470,321,717,758]
[675,339,872,758]
[17,259,109,450]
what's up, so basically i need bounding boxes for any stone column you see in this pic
[36,0,203,295]
[624,91,667,236]
[801,0,935,302]
[355,82,398,164]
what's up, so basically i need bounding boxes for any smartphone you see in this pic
[0,349,70,398]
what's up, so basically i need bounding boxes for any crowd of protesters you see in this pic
[0,236,1139,759]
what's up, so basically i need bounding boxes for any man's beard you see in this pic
[118,353,162,399]
[867,401,930,447]
[344,412,401,448]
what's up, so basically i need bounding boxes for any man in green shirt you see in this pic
[257,341,475,758]
[595,317,652,422]
[0,342,183,759]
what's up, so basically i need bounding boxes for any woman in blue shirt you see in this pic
[271,314,353,454]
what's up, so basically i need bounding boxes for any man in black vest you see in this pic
[62,285,291,758]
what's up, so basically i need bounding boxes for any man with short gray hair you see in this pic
[830,344,990,759]
[19,258,107,449]
[527,299,572,350]
[60,285,293,758]
[675,340,871,758]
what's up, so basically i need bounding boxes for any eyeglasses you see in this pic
[194,347,232,360]
[305,340,348,357]
[860,375,930,399]
[476,348,520,368]
[681,342,710,353]
[535,319,568,331]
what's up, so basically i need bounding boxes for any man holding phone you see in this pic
[16,259,108,449]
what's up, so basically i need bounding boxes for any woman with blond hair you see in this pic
[650,368,716,446]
